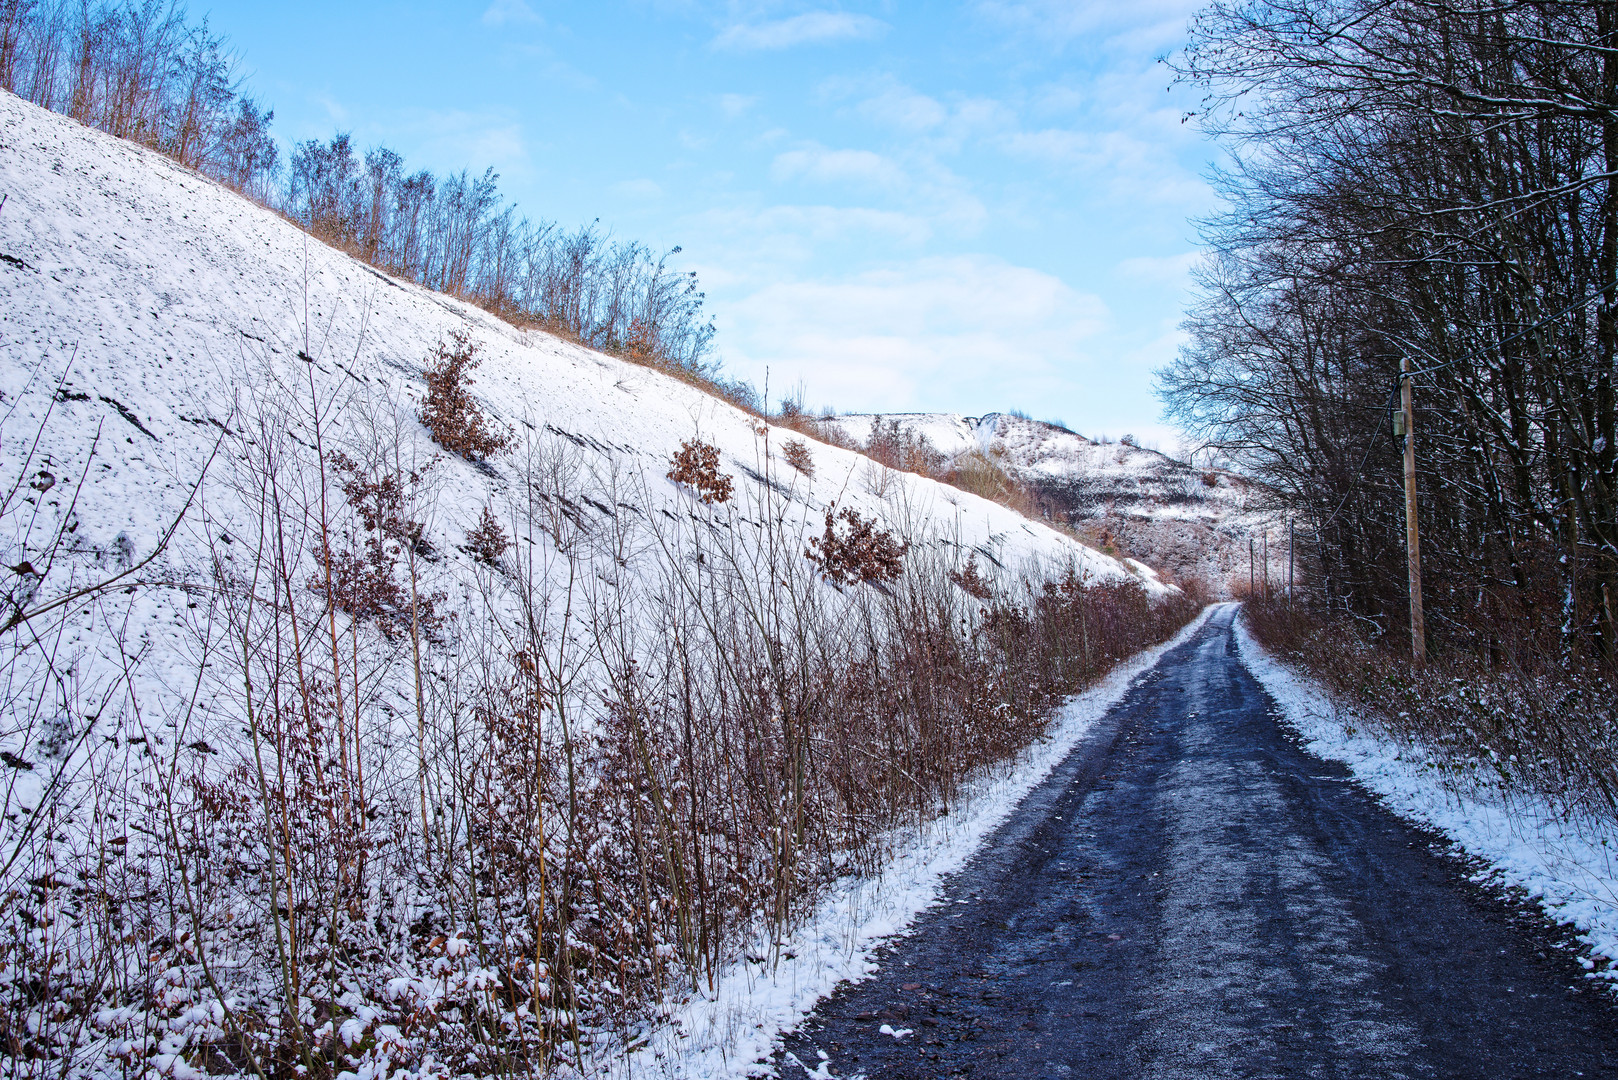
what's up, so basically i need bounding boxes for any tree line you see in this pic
[1162,0,1618,665]
[0,0,719,382]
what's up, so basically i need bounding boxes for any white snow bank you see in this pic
[1234,614,1618,987]
[608,605,1218,1079]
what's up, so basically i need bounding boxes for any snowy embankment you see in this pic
[616,604,1217,1079]
[1235,615,1618,986]
[0,86,1199,1078]
[0,87,1147,601]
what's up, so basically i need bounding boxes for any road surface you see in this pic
[775,605,1618,1079]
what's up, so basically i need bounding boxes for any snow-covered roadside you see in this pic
[608,605,1219,1079]
[1234,613,1618,989]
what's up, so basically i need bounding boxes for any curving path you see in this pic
[775,605,1618,1079]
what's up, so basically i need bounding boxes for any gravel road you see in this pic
[774,604,1618,1079]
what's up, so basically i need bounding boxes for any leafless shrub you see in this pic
[805,507,908,586]
[0,350,1204,1078]
[419,331,510,461]
[666,438,733,505]
[948,553,993,600]
[865,416,944,477]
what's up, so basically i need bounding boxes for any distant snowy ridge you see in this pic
[824,412,1282,595]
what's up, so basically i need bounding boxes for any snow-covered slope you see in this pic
[825,411,1281,594]
[0,89,1192,1077]
[0,89,1149,622]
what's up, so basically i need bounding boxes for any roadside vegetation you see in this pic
[1162,0,1618,813]
[1244,599,1618,824]
[0,338,1202,1075]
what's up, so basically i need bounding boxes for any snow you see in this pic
[0,86,1150,618]
[0,84,1163,786]
[604,605,1217,1079]
[1234,613,1618,986]
[0,87,1191,1077]
[821,412,1283,596]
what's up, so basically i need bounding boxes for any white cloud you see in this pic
[713,12,887,52]
[1116,251,1201,286]
[399,108,532,182]
[974,0,1201,50]
[717,93,758,119]
[771,146,906,190]
[679,204,935,278]
[481,0,541,27]
[857,85,949,132]
[716,256,1109,413]
[998,126,1204,205]
[612,178,664,200]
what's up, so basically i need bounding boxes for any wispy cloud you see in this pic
[400,108,533,182]
[771,146,906,190]
[481,0,541,27]
[716,255,1109,413]
[713,11,887,52]
[612,178,664,200]
[856,84,949,132]
[681,204,935,275]
[974,0,1201,49]
[1116,251,1201,286]
[717,93,758,119]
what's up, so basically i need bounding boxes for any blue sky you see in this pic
[201,0,1215,450]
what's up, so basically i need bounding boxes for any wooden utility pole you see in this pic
[1288,516,1295,605]
[1401,358,1427,666]
[1262,528,1269,600]
[1250,538,1256,600]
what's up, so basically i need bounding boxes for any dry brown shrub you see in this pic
[773,402,859,450]
[420,331,512,460]
[943,451,1036,513]
[465,506,510,565]
[948,553,993,600]
[314,451,444,639]
[667,438,734,505]
[864,417,945,477]
[782,438,815,476]
[805,508,908,586]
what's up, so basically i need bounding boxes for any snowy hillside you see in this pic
[825,411,1283,594]
[0,90,1147,611]
[0,90,1200,1078]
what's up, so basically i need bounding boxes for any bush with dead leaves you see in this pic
[420,331,511,460]
[782,438,815,477]
[805,507,908,586]
[667,438,734,505]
